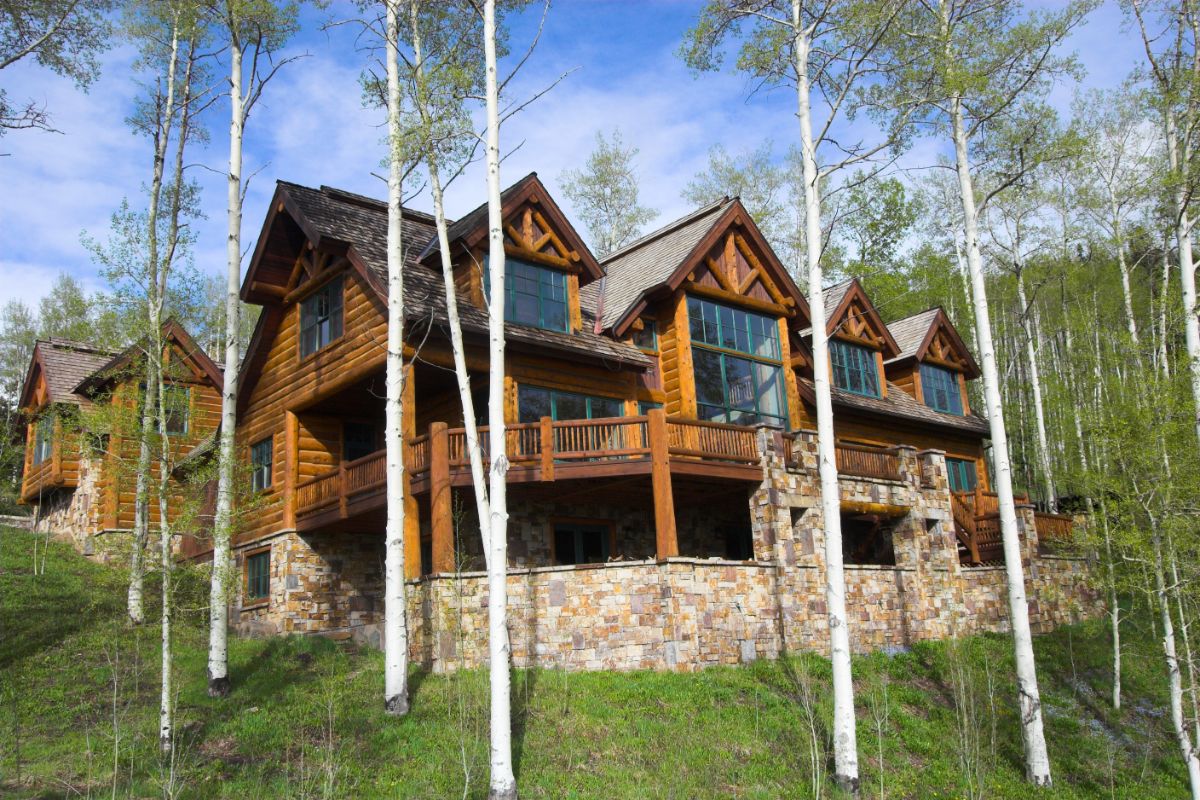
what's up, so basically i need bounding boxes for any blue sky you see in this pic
[0,0,1145,311]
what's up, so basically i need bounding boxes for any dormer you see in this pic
[818,279,900,399]
[419,173,603,335]
[884,307,980,415]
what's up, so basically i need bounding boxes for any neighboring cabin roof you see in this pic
[249,181,650,370]
[19,338,118,410]
[797,378,990,437]
[593,198,734,331]
[75,319,222,397]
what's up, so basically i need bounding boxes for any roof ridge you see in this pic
[601,197,731,264]
[41,337,118,354]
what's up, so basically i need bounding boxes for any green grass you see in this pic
[0,524,1190,798]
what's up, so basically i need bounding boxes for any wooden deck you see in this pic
[293,413,763,538]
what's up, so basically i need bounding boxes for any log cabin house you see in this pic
[20,175,1093,671]
[18,321,223,558]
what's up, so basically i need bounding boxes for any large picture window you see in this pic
[250,437,273,492]
[946,457,978,493]
[300,275,344,357]
[489,258,568,332]
[517,385,623,423]
[830,339,881,398]
[33,417,52,465]
[687,297,786,428]
[920,363,964,415]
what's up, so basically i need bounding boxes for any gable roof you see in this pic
[885,307,980,378]
[822,279,854,321]
[594,197,810,336]
[75,319,222,397]
[805,278,901,359]
[418,172,605,283]
[238,182,651,396]
[19,339,118,410]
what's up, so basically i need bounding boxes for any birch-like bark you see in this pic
[950,94,1052,786]
[154,338,173,754]
[382,0,410,717]
[128,386,156,625]
[1099,496,1120,710]
[1016,273,1057,512]
[1111,198,1140,346]
[483,1,516,796]
[1149,515,1200,799]
[792,2,858,790]
[1161,243,1172,379]
[1165,112,1200,445]
[410,0,492,560]
[208,17,244,699]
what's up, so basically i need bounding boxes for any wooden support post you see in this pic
[430,422,454,573]
[647,409,678,560]
[403,368,421,580]
[338,460,348,519]
[283,410,297,529]
[539,416,554,481]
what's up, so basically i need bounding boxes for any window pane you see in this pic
[589,396,622,419]
[542,298,567,332]
[693,349,726,407]
[946,457,977,493]
[724,355,755,410]
[718,304,737,350]
[554,392,588,421]
[753,362,784,418]
[517,385,551,423]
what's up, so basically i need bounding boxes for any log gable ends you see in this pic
[915,311,980,379]
[609,199,810,339]
[825,279,900,359]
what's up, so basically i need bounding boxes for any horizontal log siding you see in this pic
[236,270,387,544]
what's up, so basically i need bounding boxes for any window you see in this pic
[517,385,623,423]
[245,549,270,602]
[553,521,612,565]
[250,437,273,492]
[343,422,379,462]
[488,257,568,332]
[163,385,190,435]
[830,339,881,398]
[687,296,786,427]
[33,417,52,465]
[920,363,964,415]
[632,319,658,352]
[637,400,662,415]
[300,275,344,357]
[946,457,977,493]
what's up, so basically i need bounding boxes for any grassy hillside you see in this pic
[0,525,1190,799]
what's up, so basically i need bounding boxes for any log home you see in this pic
[18,321,223,558]
[202,174,1094,669]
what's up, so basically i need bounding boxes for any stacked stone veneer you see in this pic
[231,427,1100,671]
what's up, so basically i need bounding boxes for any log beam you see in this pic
[648,408,678,559]
[430,421,454,573]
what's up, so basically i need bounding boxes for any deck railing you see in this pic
[835,442,903,482]
[951,489,1073,565]
[666,418,759,463]
[1034,511,1074,543]
[296,450,388,518]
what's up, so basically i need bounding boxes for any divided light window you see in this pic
[164,385,190,435]
[487,258,568,332]
[245,550,270,602]
[920,363,963,415]
[33,417,52,465]
[299,275,344,357]
[517,385,623,423]
[946,457,977,493]
[250,437,273,492]
[687,296,786,428]
[830,339,881,398]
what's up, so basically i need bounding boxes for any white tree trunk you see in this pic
[128,387,156,626]
[382,0,410,717]
[1166,113,1200,445]
[152,328,173,754]
[411,0,492,559]
[1161,244,1172,379]
[1099,497,1120,710]
[1016,274,1057,512]
[1110,197,1140,346]
[208,28,244,699]
[483,1,516,796]
[951,97,1052,787]
[1150,519,1200,799]
[792,4,858,791]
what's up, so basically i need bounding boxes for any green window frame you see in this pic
[517,385,624,423]
[33,417,52,465]
[637,400,662,415]
[920,363,963,415]
[245,550,270,602]
[251,437,273,492]
[486,257,568,332]
[300,275,344,357]
[163,385,190,436]
[830,339,881,398]
[632,319,658,352]
[553,521,612,566]
[687,296,787,428]
[946,457,977,493]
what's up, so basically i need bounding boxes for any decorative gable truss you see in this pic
[690,228,793,311]
[826,281,900,357]
[919,313,980,378]
[503,201,577,268]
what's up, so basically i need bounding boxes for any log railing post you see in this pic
[540,416,554,481]
[283,410,297,529]
[403,370,421,579]
[430,421,454,573]
[648,408,678,560]
[338,460,348,519]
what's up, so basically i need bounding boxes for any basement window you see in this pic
[244,549,270,603]
[840,513,898,566]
